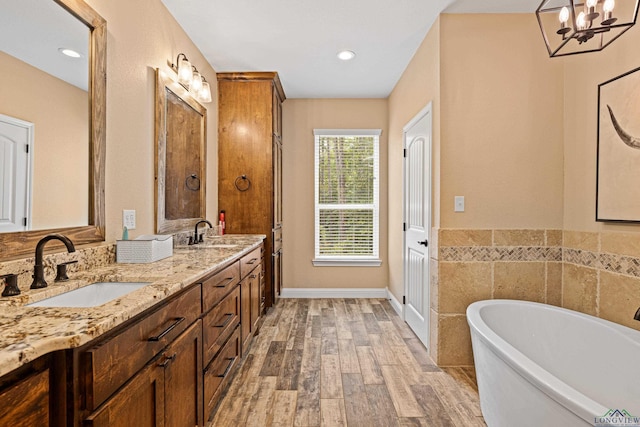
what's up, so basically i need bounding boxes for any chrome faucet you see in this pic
[191,220,213,244]
[30,234,76,289]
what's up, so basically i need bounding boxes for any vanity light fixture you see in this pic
[337,50,356,61]
[536,0,639,57]
[58,48,82,58]
[199,77,212,103]
[170,53,212,103]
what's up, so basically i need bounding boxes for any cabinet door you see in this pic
[273,138,283,227]
[84,362,164,427]
[250,267,260,333]
[272,250,282,301]
[240,276,251,352]
[164,320,203,427]
[0,368,49,427]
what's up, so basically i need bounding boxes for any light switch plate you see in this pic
[454,196,465,212]
[123,209,136,230]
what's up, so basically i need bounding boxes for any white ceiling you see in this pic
[161,0,543,99]
[0,0,89,91]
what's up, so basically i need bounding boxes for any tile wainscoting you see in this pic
[432,228,640,366]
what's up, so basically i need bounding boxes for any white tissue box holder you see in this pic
[117,235,173,263]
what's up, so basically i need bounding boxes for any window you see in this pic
[313,129,381,266]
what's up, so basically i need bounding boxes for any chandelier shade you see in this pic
[536,0,639,57]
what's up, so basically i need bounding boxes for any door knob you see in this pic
[418,240,428,247]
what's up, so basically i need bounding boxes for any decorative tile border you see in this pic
[565,248,640,278]
[439,246,561,262]
[438,229,640,279]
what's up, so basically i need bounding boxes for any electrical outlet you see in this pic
[123,209,136,230]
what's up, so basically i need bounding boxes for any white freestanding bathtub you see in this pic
[467,300,640,427]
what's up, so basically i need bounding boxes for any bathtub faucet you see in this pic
[634,307,640,322]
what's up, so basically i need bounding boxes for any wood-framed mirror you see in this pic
[0,0,106,259]
[155,69,207,234]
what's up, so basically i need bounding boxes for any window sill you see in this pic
[312,258,382,267]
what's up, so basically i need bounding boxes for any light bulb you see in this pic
[577,11,587,29]
[603,0,615,12]
[559,6,570,23]
[177,56,193,86]
[199,81,212,103]
[586,0,597,8]
[190,71,202,93]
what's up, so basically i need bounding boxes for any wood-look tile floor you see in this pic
[210,298,486,427]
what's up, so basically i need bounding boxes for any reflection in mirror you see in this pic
[0,0,89,232]
[0,0,106,260]
[155,69,207,234]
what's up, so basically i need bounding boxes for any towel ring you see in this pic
[234,175,251,192]
[185,174,201,191]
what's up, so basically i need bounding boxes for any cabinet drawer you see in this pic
[82,284,201,410]
[203,286,240,363]
[240,247,261,278]
[273,228,282,253]
[202,261,240,312]
[0,368,49,426]
[204,326,241,417]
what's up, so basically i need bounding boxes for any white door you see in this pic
[0,114,33,232]
[403,104,432,347]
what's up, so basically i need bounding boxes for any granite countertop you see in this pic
[0,234,265,377]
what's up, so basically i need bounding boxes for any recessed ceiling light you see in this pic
[58,48,82,58]
[337,50,356,61]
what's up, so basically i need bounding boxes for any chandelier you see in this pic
[536,0,639,57]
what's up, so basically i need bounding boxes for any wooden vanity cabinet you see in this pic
[202,244,265,420]
[239,247,263,355]
[240,268,261,353]
[83,320,203,427]
[218,72,285,310]
[0,358,50,426]
[77,284,203,427]
[0,243,266,427]
[201,261,242,420]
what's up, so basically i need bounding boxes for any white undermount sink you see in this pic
[178,243,238,249]
[26,282,152,308]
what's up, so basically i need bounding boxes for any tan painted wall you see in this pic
[282,99,389,289]
[439,14,564,230]
[387,14,566,363]
[85,0,218,242]
[387,14,564,303]
[387,18,441,301]
[562,23,640,232]
[0,51,88,230]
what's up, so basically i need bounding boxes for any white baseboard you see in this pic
[386,287,404,318]
[280,288,388,299]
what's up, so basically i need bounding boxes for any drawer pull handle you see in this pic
[158,352,177,367]
[213,313,234,328]
[246,258,258,265]
[249,274,257,279]
[215,277,235,289]
[217,357,235,378]
[148,317,185,341]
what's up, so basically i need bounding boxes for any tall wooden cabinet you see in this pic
[217,72,285,309]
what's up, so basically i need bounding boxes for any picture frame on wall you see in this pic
[596,66,640,222]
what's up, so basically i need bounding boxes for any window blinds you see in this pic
[314,129,380,260]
